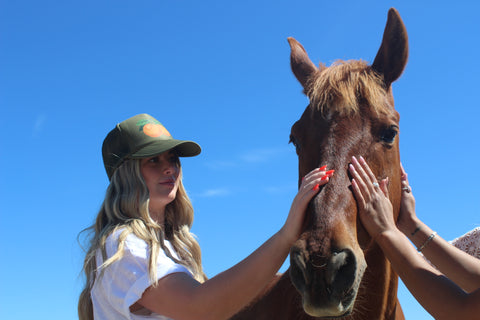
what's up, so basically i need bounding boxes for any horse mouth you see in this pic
[302,287,356,318]
[290,247,366,318]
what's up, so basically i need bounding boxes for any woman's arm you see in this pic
[396,166,480,292]
[349,156,480,319]
[375,228,480,320]
[401,219,480,292]
[136,166,333,320]
[141,230,293,320]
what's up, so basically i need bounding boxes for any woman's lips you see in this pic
[159,178,175,186]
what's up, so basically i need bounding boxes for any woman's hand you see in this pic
[281,166,333,244]
[349,156,396,240]
[396,163,419,235]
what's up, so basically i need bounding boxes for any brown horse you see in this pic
[232,8,408,320]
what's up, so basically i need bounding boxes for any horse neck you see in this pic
[230,272,304,320]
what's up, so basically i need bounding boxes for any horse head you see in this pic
[288,8,408,318]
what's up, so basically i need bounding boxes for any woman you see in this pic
[78,113,334,320]
[349,155,480,319]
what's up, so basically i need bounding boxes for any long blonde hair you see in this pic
[78,158,206,320]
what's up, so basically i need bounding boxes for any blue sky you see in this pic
[1,1,479,319]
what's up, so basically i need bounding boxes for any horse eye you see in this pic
[289,135,300,151]
[380,127,398,144]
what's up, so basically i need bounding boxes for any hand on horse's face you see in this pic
[281,166,333,244]
[349,156,397,240]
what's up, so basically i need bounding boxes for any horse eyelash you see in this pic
[289,135,298,148]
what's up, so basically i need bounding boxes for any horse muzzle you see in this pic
[290,242,366,318]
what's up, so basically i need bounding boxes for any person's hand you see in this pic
[396,163,418,235]
[349,156,397,240]
[281,166,334,244]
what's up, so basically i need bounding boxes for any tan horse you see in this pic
[232,8,407,319]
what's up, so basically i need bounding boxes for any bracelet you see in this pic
[411,226,421,237]
[417,231,437,252]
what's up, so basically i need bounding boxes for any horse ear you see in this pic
[288,37,319,90]
[371,8,409,88]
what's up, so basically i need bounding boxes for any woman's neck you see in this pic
[149,207,166,225]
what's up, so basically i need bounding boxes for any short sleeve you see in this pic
[451,227,480,259]
[94,230,191,318]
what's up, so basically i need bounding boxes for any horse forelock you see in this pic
[306,60,389,117]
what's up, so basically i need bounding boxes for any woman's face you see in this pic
[140,150,180,214]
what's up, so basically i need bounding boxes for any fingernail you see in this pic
[321,176,328,181]
[325,169,335,176]
[302,176,305,181]
[359,156,365,163]
[313,184,320,191]
[319,165,327,171]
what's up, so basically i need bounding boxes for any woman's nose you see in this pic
[163,163,178,175]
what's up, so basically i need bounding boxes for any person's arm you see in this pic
[136,166,333,320]
[349,156,480,319]
[375,228,480,320]
[396,166,480,292]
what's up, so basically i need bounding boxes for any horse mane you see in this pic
[306,60,389,116]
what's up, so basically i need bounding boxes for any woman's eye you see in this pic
[148,156,160,163]
[380,127,398,144]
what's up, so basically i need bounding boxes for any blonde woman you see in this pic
[78,113,333,320]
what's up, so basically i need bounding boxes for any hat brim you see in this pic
[130,139,201,159]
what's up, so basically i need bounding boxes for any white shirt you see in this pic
[91,229,191,320]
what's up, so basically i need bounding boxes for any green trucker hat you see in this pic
[102,113,201,180]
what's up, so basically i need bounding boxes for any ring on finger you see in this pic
[402,186,412,193]
[372,182,380,188]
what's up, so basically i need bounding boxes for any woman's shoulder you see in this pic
[104,227,149,256]
[105,227,176,259]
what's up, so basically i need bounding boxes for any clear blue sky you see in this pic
[1,1,479,319]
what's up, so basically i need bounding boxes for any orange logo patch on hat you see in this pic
[136,119,171,138]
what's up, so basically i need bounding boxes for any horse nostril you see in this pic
[325,249,357,297]
[290,249,310,292]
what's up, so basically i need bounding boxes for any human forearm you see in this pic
[141,230,291,320]
[195,230,291,319]
[401,219,480,292]
[376,229,475,319]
